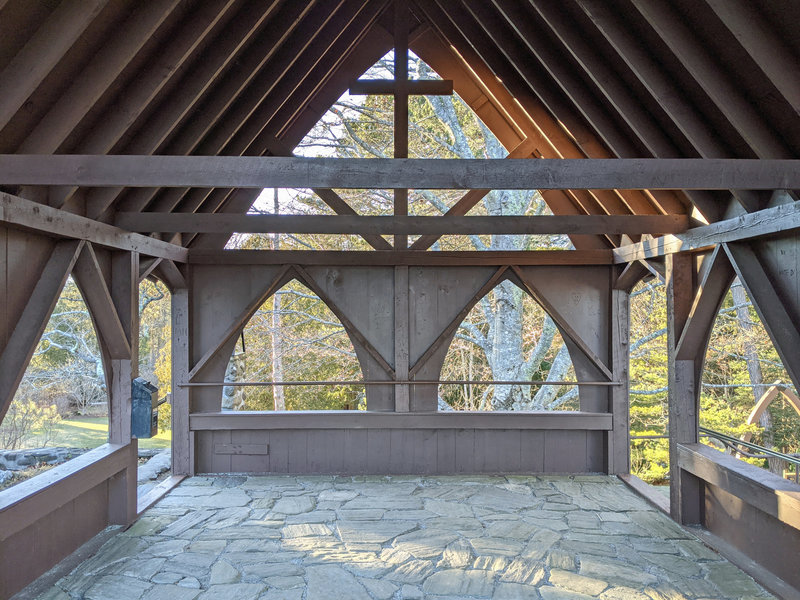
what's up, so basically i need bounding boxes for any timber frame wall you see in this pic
[0,0,799,597]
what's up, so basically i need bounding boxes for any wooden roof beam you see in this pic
[630,0,792,160]
[187,7,394,250]
[17,0,183,154]
[481,0,695,220]
[125,0,367,219]
[703,0,800,119]
[114,213,690,236]
[409,29,612,250]
[0,191,187,262]
[3,155,796,190]
[422,0,659,220]
[188,249,614,266]
[613,201,800,264]
[575,0,762,216]
[84,0,276,219]
[109,0,315,217]
[54,0,241,211]
[0,0,109,132]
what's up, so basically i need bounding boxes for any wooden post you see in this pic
[171,287,193,475]
[666,252,703,524]
[108,251,139,525]
[394,266,410,412]
[609,287,630,474]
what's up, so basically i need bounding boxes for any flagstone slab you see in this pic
[36,475,776,600]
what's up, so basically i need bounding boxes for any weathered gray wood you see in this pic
[0,240,83,423]
[630,0,791,160]
[614,201,800,263]
[666,252,702,524]
[609,288,630,474]
[187,264,291,381]
[189,249,614,266]
[408,266,507,378]
[675,247,735,360]
[0,0,108,131]
[0,191,188,262]
[17,1,181,154]
[512,265,613,380]
[294,264,396,379]
[703,0,800,117]
[114,213,689,235]
[394,266,410,412]
[1,155,798,189]
[189,411,613,430]
[72,243,131,359]
[677,443,800,530]
[0,443,130,540]
[613,260,649,291]
[172,288,192,475]
[153,259,187,292]
[312,188,393,250]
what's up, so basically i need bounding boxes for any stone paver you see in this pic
[38,475,775,599]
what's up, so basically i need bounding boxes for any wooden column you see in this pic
[394,266,410,412]
[666,253,703,524]
[171,287,193,475]
[609,287,630,474]
[108,251,139,525]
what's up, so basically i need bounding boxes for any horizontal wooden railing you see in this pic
[189,410,614,431]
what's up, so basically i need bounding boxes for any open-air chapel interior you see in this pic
[1,0,799,598]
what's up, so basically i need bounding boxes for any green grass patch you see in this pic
[45,417,171,450]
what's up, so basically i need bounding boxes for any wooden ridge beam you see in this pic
[613,201,800,263]
[115,213,689,235]
[188,249,614,266]
[2,155,797,189]
[0,191,188,262]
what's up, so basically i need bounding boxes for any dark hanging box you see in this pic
[131,377,160,439]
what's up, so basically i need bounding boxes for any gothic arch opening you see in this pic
[701,277,799,478]
[438,278,577,412]
[222,278,364,411]
[0,276,107,489]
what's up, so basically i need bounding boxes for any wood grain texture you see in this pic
[1,155,798,189]
[189,250,614,266]
[114,213,690,235]
[615,201,800,263]
[0,191,188,262]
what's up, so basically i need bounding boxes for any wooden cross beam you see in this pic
[348,1,454,249]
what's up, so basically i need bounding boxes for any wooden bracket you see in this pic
[511,265,613,380]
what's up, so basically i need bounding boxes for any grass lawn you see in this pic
[46,416,171,450]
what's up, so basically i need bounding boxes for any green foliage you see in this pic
[0,397,61,450]
[629,278,799,483]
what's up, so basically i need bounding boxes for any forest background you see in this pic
[2,55,798,484]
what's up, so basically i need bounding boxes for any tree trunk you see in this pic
[732,280,781,473]
[271,188,285,411]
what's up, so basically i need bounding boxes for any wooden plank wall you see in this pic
[192,413,611,475]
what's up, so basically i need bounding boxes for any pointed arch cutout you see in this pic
[701,274,794,450]
[435,274,578,411]
[222,276,364,411]
[2,272,109,451]
[188,264,394,386]
[0,240,83,423]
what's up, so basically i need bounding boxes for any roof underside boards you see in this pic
[0,0,797,250]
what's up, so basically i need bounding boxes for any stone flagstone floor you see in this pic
[36,475,774,600]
